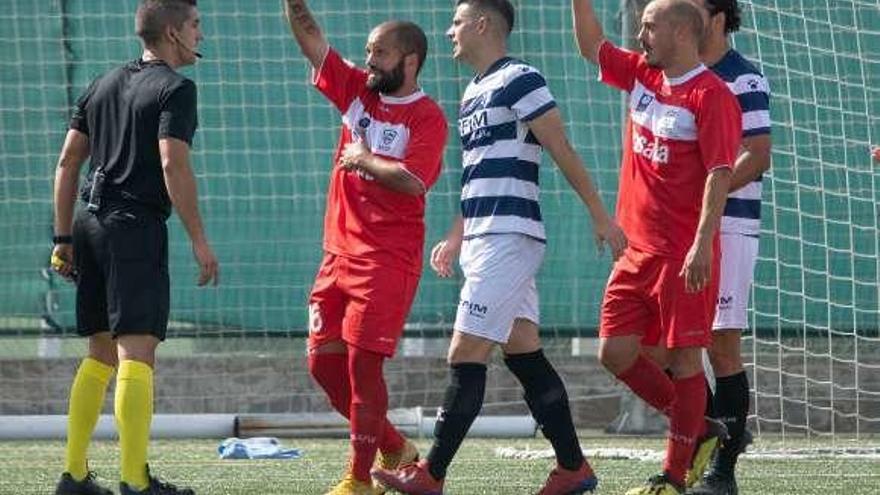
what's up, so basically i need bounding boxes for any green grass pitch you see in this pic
[3,436,878,494]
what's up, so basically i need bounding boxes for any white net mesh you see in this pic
[0,0,877,442]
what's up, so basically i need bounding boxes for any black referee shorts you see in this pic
[72,202,170,340]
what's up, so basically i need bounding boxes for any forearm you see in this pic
[355,156,425,195]
[447,215,464,242]
[571,0,605,63]
[551,138,611,224]
[695,168,732,244]
[729,149,770,193]
[163,162,208,244]
[283,0,328,67]
[527,109,610,221]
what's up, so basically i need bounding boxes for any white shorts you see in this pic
[713,233,759,331]
[454,234,544,343]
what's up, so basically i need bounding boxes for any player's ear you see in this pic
[405,52,419,75]
[164,24,179,45]
[712,11,726,35]
[475,13,488,35]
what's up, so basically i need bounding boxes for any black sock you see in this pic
[426,363,487,480]
[505,350,585,471]
[712,371,750,475]
[705,376,716,418]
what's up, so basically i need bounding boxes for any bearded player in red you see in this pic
[284,1,447,494]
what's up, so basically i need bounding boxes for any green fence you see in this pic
[1,0,877,337]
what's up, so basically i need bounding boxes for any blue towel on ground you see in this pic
[218,437,303,460]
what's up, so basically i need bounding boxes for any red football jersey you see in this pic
[313,48,447,274]
[599,42,741,259]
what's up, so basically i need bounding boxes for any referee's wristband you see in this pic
[53,235,73,245]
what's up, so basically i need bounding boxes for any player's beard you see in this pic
[642,43,663,69]
[366,58,406,94]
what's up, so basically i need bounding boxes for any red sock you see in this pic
[308,351,405,455]
[663,373,707,486]
[308,352,351,414]
[615,355,675,415]
[348,345,387,482]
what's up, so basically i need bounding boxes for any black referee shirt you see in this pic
[70,58,198,218]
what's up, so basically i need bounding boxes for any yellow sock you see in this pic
[65,357,114,481]
[115,360,153,491]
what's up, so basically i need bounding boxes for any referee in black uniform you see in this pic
[51,1,216,494]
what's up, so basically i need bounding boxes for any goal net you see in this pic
[0,0,877,443]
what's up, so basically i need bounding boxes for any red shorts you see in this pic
[600,247,719,349]
[307,253,420,357]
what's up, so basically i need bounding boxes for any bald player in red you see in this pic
[572,0,741,493]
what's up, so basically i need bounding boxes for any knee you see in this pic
[446,333,493,365]
[668,348,704,378]
[307,342,346,381]
[306,352,323,380]
[89,349,118,369]
[115,335,159,367]
[503,349,549,378]
[87,333,118,368]
[642,346,670,370]
[597,345,617,372]
[708,344,742,376]
[598,340,638,376]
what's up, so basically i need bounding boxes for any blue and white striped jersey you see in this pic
[458,57,557,241]
[711,49,771,236]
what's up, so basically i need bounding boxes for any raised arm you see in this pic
[283,0,329,68]
[571,0,607,64]
[527,107,627,259]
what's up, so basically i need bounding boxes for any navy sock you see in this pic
[705,377,716,418]
[712,371,750,475]
[426,363,487,480]
[505,350,585,471]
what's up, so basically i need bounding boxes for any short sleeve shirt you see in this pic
[71,59,198,217]
[312,48,447,274]
[598,41,742,258]
[711,49,772,236]
[457,57,557,241]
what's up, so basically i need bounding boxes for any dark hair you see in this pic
[456,0,515,35]
[705,0,741,34]
[135,0,197,46]
[384,21,428,74]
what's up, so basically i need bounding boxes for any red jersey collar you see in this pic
[664,64,707,86]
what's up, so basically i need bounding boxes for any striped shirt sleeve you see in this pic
[503,68,557,122]
[731,73,771,137]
